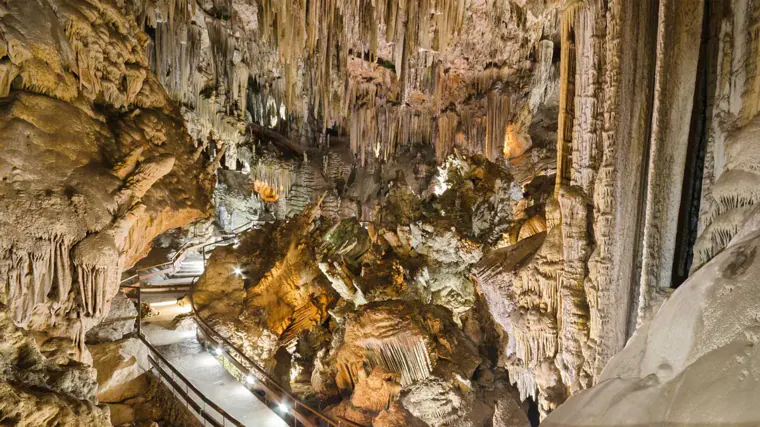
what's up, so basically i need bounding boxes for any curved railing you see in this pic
[120,219,267,287]
[189,227,365,427]
[116,220,267,427]
[119,218,365,427]
[120,284,245,427]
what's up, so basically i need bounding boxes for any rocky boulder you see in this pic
[87,292,138,343]
[90,338,149,403]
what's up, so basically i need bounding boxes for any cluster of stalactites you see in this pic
[133,0,250,159]
[350,104,435,166]
[133,0,203,107]
[349,86,513,165]
[363,335,433,387]
[258,0,466,126]
[251,161,296,203]
[0,235,74,327]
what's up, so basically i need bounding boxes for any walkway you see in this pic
[124,223,357,427]
[139,250,286,427]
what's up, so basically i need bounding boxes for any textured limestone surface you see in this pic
[0,305,109,426]
[86,292,139,344]
[5,0,760,425]
[194,175,531,426]
[90,338,149,404]
[0,0,214,349]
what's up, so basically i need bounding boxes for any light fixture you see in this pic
[211,346,223,356]
[232,266,243,276]
[149,300,176,307]
[278,402,289,413]
[244,374,256,385]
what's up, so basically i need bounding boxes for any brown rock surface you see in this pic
[0,305,108,425]
[90,338,149,404]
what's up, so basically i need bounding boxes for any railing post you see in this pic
[136,285,141,336]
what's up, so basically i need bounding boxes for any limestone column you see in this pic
[637,0,704,325]
[587,0,659,377]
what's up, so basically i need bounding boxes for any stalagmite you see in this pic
[556,187,591,392]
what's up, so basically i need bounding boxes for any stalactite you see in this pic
[486,87,510,162]
[555,2,581,196]
[363,335,433,387]
[256,0,466,134]
[251,160,296,204]
[436,112,458,161]
[137,0,247,165]
[0,235,76,327]
[506,364,538,402]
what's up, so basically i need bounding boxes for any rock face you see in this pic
[5,0,760,425]
[538,2,760,423]
[194,177,530,426]
[0,0,214,349]
[0,1,214,424]
[86,292,138,344]
[0,305,109,426]
[90,338,149,404]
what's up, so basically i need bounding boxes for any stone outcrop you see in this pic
[90,338,149,404]
[193,173,532,426]
[0,305,109,426]
[0,0,214,351]
[543,227,760,425]
[86,292,138,344]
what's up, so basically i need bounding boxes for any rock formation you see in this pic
[0,304,109,426]
[543,227,760,426]
[194,179,530,426]
[3,0,760,425]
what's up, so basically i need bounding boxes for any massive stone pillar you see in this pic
[586,0,659,376]
[637,0,704,325]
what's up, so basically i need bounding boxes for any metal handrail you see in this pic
[119,219,265,287]
[121,218,365,427]
[121,282,245,427]
[141,333,246,427]
[189,224,366,427]
[120,241,193,286]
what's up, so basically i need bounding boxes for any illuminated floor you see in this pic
[142,298,287,427]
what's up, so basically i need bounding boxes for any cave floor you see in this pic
[142,297,287,427]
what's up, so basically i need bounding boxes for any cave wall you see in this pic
[1,0,756,425]
[0,1,220,423]
[541,0,760,424]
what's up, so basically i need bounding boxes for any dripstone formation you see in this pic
[2,0,760,426]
